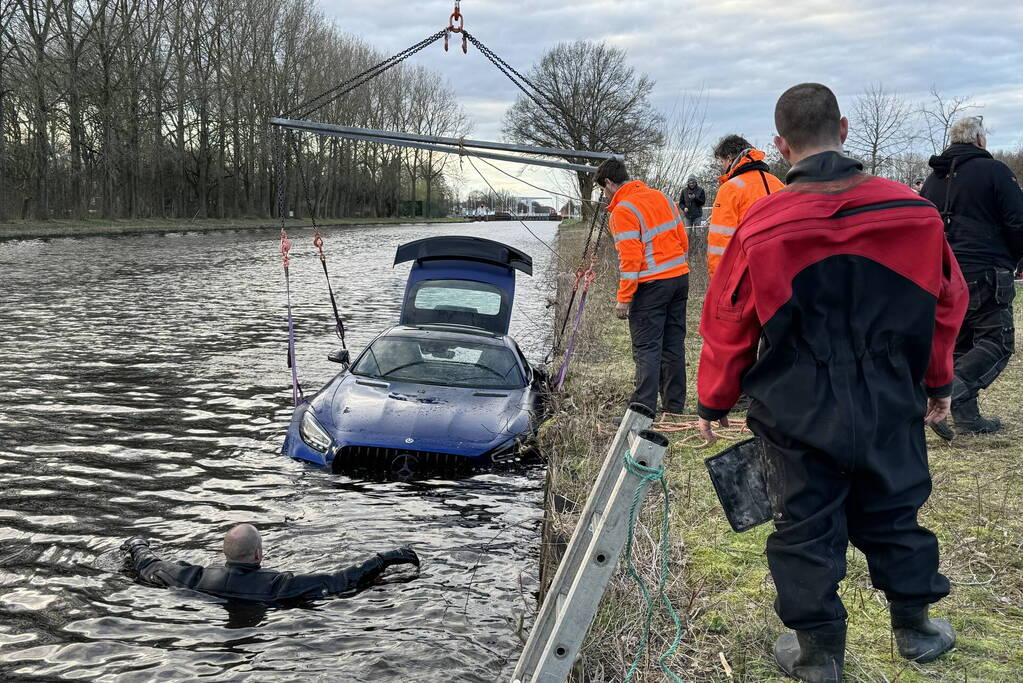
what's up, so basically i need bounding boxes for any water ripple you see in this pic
[0,221,555,680]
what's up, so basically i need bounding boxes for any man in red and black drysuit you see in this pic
[696,84,967,682]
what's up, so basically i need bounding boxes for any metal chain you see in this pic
[463,31,559,124]
[284,30,447,120]
[463,31,619,155]
[273,128,289,229]
[589,203,610,258]
[291,134,348,348]
[550,204,607,361]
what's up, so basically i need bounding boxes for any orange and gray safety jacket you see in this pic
[608,180,690,303]
[707,149,784,278]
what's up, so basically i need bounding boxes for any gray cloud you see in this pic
[320,0,1023,196]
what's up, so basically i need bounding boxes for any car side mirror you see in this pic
[328,348,350,368]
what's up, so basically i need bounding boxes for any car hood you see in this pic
[312,374,532,456]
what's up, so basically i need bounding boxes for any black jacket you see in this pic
[126,541,414,602]
[679,184,706,216]
[921,143,1023,274]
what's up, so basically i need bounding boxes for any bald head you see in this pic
[223,523,262,563]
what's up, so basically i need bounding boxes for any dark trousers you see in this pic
[951,269,1016,404]
[751,417,950,631]
[684,210,702,227]
[627,274,688,413]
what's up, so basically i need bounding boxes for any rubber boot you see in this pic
[890,602,956,663]
[773,626,845,682]
[951,397,1002,435]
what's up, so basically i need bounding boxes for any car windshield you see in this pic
[352,336,526,389]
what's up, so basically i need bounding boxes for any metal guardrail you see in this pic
[512,403,665,683]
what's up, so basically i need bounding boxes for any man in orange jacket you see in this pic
[595,158,690,413]
[707,135,785,278]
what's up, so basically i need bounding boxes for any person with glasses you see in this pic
[706,134,785,279]
[921,115,1023,437]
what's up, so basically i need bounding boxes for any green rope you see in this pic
[622,450,685,683]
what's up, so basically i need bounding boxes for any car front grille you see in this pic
[330,445,475,474]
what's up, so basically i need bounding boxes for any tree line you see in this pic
[4,4,1017,229]
[844,83,1022,182]
[0,0,467,222]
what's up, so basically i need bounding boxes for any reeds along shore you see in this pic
[536,219,1023,681]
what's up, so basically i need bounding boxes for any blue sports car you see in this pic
[281,236,546,473]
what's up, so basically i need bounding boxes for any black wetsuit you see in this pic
[126,540,417,602]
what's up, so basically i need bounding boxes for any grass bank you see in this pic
[0,215,468,241]
[538,219,1023,681]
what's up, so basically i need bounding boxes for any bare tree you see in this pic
[0,0,16,221]
[921,85,977,155]
[502,40,664,218]
[13,0,59,220]
[0,0,467,223]
[644,90,709,201]
[888,151,931,185]
[847,83,915,176]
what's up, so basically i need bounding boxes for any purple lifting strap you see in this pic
[284,267,305,405]
[554,286,590,390]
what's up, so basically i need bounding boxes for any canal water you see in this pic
[0,220,558,680]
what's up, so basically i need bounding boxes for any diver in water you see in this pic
[124,523,419,602]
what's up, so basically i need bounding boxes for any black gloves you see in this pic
[124,537,150,555]
[378,545,420,568]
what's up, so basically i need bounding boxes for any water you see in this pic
[0,220,558,680]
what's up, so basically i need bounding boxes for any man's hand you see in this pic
[379,545,420,568]
[615,302,631,320]
[121,537,150,559]
[698,416,730,444]
[126,537,149,550]
[925,396,952,425]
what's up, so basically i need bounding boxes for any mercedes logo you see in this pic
[405,437,415,444]
[391,453,418,480]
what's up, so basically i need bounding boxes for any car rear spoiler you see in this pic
[394,236,533,276]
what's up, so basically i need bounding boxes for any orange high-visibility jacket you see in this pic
[608,180,690,303]
[707,149,784,278]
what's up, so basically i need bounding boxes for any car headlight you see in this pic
[299,410,333,454]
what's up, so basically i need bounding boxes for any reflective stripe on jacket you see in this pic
[608,180,690,303]
[707,149,784,279]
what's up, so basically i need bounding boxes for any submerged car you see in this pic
[281,236,545,473]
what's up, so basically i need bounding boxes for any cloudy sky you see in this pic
[320,0,1023,201]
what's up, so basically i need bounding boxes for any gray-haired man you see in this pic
[922,116,1023,436]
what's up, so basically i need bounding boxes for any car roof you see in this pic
[378,324,512,347]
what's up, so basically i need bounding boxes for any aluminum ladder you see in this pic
[512,402,668,682]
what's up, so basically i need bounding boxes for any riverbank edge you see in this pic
[537,220,1023,680]
[0,216,469,241]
